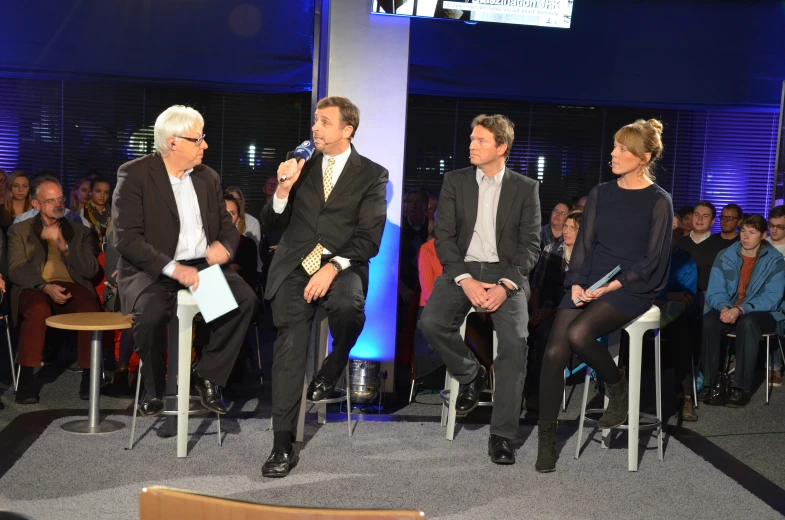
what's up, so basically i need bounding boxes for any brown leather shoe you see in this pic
[679,396,698,422]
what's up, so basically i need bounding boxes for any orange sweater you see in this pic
[418,238,443,307]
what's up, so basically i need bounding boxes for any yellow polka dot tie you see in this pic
[302,157,335,275]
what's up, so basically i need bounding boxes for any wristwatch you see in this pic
[330,260,343,272]
[497,281,515,298]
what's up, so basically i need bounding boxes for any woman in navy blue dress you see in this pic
[536,119,673,472]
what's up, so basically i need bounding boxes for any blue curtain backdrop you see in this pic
[408,1,785,109]
[0,0,313,92]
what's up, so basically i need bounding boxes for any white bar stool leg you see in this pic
[655,328,663,461]
[766,336,771,405]
[601,330,622,449]
[627,326,643,472]
[445,375,459,441]
[440,370,450,427]
[345,364,352,437]
[128,359,144,450]
[176,309,193,458]
[692,353,699,410]
[574,366,592,460]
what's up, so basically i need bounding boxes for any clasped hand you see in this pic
[720,306,741,324]
[460,278,509,312]
[572,280,622,307]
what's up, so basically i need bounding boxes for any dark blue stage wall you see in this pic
[0,0,313,92]
[408,1,785,110]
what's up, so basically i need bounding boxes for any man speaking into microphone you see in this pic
[260,96,388,478]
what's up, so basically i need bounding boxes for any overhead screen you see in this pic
[372,0,573,29]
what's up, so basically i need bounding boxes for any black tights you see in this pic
[539,301,632,422]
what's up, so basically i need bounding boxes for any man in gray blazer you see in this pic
[420,114,541,465]
[8,175,100,404]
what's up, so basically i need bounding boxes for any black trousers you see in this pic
[701,309,776,393]
[420,263,529,440]
[270,265,367,435]
[132,262,257,397]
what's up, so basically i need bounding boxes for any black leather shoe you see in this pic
[79,370,90,401]
[725,388,750,408]
[15,370,39,405]
[307,374,338,401]
[138,393,164,417]
[455,365,488,416]
[262,446,299,478]
[488,434,515,465]
[193,370,227,414]
[697,387,712,402]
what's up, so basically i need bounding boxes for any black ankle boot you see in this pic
[535,420,558,473]
[15,366,39,404]
[597,369,628,429]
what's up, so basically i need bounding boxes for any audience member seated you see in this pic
[678,205,694,232]
[263,176,277,205]
[399,188,431,307]
[539,201,570,248]
[412,217,445,387]
[705,203,742,251]
[678,201,723,295]
[655,227,699,421]
[224,195,258,288]
[698,215,785,408]
[0,169,6,202]
[69,177,91,213]
[8,175,100,404]
[526,211,581,410]
[79,176,113,254]
[225,186,262,273]
[575,195,587,210]
[99,230,138,397]
[14,173,86,227]
[0,170,32,233]
[672,212,681,230]
[765,205,785,387]
[427,192,438,221]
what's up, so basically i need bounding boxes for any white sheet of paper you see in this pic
[189,264,238,323]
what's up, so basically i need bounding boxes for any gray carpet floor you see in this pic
[0,415,782,520]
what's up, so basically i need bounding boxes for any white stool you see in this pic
[726,332,785,405]
[440,308,498,441]
[292,309,352,442]
[575,305,663,471]
[129,290,222,457]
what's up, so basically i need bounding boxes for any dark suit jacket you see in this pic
[112,153,240,314]
[260,145,388,299]
[7,215,99,324]
[435,166,541,292]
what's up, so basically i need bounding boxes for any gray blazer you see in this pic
[7,215,99,324]
[434,166,542,292]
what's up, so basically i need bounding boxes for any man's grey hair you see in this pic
[153,105,205,154]
[32,174,61,200]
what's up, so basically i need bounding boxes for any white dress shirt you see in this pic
[454,166,518,290]
[273,146,352,269]
[689,230,711,244]
[162,169,208,277]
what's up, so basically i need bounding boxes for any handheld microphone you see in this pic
[282,140,316,181]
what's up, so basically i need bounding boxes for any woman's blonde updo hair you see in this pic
[614,119,664,181]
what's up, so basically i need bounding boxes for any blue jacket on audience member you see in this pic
[704,242,785,320]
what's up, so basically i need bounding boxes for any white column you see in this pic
[324,0,409,388]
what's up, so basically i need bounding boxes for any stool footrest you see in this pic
[306,388,349,405]
[582,408,661,431]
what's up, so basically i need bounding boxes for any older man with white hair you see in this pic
[113,105,256,417]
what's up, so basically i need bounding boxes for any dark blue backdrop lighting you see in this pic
[408,1,785,109]
[0,0,314,92]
